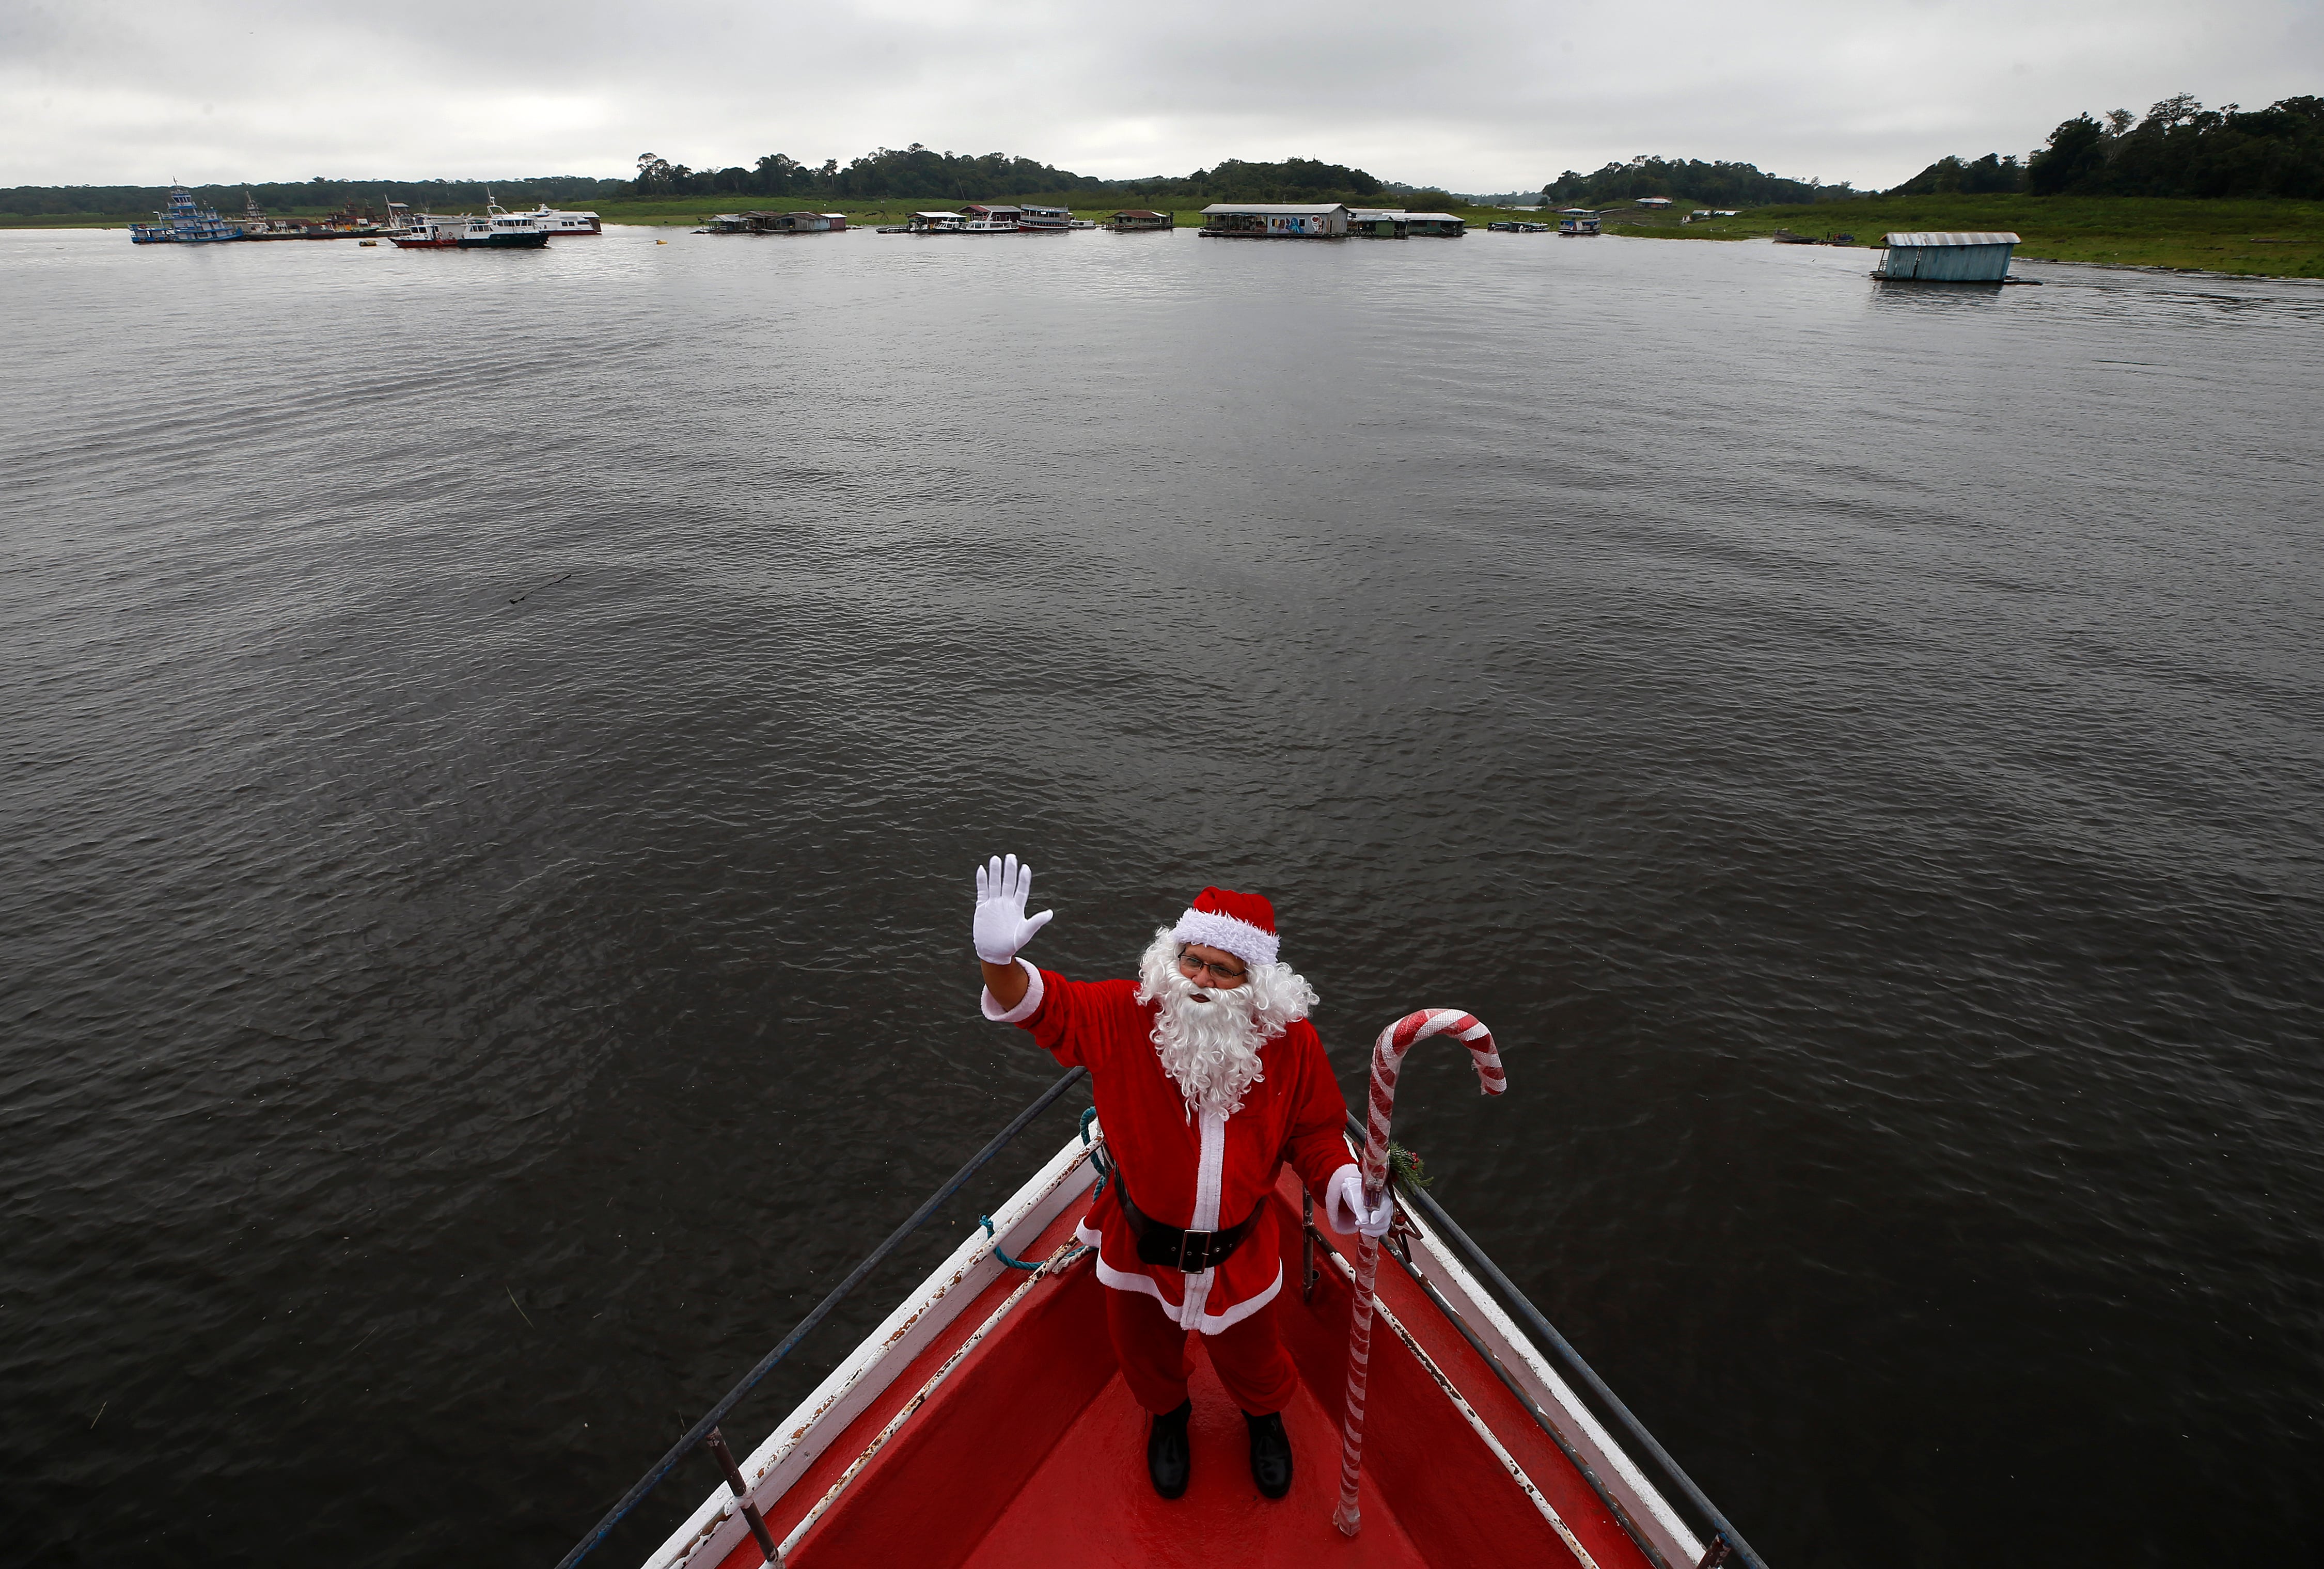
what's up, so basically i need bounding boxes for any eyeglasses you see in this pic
[1177,947,1248,983]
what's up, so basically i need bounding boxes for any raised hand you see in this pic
[972,853,1055,965]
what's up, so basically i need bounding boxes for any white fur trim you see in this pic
[979,959,1044,1024]
[1170,908,1280,971]
[1090,1247,1285,1336]
[1175,1112,1228,1328]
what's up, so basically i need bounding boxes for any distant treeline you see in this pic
[1892,93,2320,198]
[1541,157,1858,208]
[0,175,624,217]
[2027,94,2322,198]
[631,146,1405,204]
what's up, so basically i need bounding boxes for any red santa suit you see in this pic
[983,954,1355,1415]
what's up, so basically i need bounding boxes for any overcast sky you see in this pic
[4,0,2317,192]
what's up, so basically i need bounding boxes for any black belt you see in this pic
[1116,1175,1258,1273]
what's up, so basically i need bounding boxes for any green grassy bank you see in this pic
[1598,194,2324,278]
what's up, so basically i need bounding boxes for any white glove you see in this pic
[1325,1165,1395,1239]
[972,854,1054,965]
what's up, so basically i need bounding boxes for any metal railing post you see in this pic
[703,1427,782,1566]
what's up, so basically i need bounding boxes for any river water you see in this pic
[3,222,2318,1568]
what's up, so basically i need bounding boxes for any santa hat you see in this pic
[1169,887,1281,972]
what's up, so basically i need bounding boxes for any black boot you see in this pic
[1245,1409,1293,1499]
[1147,1399,1192,1499]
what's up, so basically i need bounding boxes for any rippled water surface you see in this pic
[4,224,2320,1568]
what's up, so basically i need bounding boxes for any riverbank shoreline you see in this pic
[1596,193,2324,279]
[17,192,2322,279]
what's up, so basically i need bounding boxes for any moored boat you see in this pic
[128,186,243,244]
[557,1068,1766,1569]
[957,203,1026,233]
[1016,204,1074,233]
[390,215,467,249]
[462,214,553,249]
[520,202,604,235]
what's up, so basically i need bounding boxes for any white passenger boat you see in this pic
[517,203,603,235]
[390,215,465,249]
[465,210,549,247]
[957,204,1026,233]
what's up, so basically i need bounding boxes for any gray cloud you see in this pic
[3,0,2317,189]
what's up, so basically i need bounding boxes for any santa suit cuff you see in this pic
[980,959,1044,1024]
[1323,1163,1364,1236]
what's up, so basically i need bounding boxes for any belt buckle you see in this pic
[1176,1228,1214,1272]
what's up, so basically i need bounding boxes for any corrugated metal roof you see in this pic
[1883,232,2020,246]
[1200,203,1349,215]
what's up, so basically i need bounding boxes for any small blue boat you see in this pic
[129,187,244,244]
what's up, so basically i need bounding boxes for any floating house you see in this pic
[1349,209,1467,238]
[1198,202,1350,237]
[1107,209,1173,231]
[1876,231,2020,282]
[702,210,845,234]
[1487,219,1551,233]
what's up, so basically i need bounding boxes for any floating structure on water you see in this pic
[1349,209,1467,239]
[1488,219,1552,233]
[957,204,1026,233]
[700,210,849,234]
[1873,231,2024,282]
[517,203,603,235]
[391,211,548,249]
[128,187,242,244]
[1016,204,1073,233]
[1107,209,1173,232]
[1558,213,1602,236]
[1199,202,1351,237]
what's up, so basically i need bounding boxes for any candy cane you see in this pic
[1332,1008,1505,1538]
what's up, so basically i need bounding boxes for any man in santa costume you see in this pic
[972,854,1393,1501]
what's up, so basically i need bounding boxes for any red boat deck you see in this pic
[709,1167,1648,1569]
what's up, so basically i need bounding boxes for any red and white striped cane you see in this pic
[1331,1008,1505,1538]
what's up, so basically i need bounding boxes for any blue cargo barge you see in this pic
[128,187,244,244]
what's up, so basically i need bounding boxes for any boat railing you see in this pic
[556,1067,1764,1569]
[553,1065,1092,1569]
[1347,1112,1768,1569]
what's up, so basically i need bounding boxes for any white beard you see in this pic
[1135,929,1319,1120]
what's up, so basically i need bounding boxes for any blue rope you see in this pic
[980,1215,1042,1271]
[1079,1107,1110,1198]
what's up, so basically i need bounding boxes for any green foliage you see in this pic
[1137,157,1384,201]
[1889,152,2028,196]
[1542,156,1858,208]
[1385,1141,1433,1191]
[2029,114,2111,195]
[623,147,1389,204]
[0,175,623,218]
[2028,94,2324,198]
[1705,192,2324,278]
